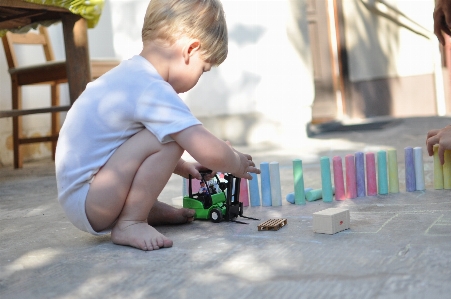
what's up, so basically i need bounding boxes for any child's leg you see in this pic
[85,129,189,251]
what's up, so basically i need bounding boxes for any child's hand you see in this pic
[224,141,260,180]
[426,125,451,164]
[231,150,261,180]
[434,0,451,45]
[174,159,215,180]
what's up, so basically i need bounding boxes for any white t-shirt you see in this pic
[55,55,201,233]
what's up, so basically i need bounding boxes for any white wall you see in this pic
[0,0,314,166]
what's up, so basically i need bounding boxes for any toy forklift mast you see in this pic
[223,173,259,224]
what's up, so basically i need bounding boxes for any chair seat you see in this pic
[9,59,119,85]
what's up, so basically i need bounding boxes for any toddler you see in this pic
[55,0,260,251]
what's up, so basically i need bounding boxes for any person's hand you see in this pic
[174,159,215,180]
[231,151,260,180]
[225,144,260,180]
[434,0,451,45]
[426,125,451,164]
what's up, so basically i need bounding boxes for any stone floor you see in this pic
[1,116,451,298]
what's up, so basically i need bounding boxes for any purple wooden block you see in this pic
[355,152,366,197]
[405,147,416,192]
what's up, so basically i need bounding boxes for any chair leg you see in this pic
[51,83,60,160]
[12,78,23,168]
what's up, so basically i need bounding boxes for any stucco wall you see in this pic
[343,0,435,82]
[341,0,439,118]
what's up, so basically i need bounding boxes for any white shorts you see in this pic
[59,181,111,236]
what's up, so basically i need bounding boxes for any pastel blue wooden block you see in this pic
[260,162,272,206]
[269,162,282,206]
[249,172,261,206]
[414,147,425,191]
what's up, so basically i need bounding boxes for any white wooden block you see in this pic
[313,208,350,234]
[269,162,282,206]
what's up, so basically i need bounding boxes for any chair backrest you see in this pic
[1,26,55,69]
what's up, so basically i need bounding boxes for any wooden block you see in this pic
[433,144,444,189]
[377,150,388,195]
[240,178,249,207]
[444,150,451,189]
[332,156,346,200]
[269,162,282,206]
[320,156,333,202]
[258,218,287,231]
[404,147,416,192]
[387,148,399,193]
[355,152,366,197]
[413,147,425,191]
[260,162,272,206]
[365,152,377,196]
[249,172,261,206]
[345,154,356,199]
[313,208,350,234]
[293,159,306,205]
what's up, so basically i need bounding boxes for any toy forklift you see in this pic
[183,171,259,224]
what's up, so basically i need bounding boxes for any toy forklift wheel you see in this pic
[209,208,223,223]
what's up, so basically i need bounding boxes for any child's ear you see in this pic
[183,39,201,63]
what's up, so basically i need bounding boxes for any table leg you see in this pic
[61,14,91,104]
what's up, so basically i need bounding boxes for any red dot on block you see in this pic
[340,221,343,225]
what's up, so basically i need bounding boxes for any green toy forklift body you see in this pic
[182,171,259,224]
[183,192,227,222]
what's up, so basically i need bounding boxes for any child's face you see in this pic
[168,40,212,93]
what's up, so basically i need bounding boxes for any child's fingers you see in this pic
[241,172,253,180]
[426,135,438,156]
[190,169,202,180]
[426,129,440,140]
[248,166,261,175]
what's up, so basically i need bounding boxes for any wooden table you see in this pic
[0,0,92,104]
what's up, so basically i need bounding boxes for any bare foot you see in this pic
[147,201,195,226]
[111,220,173,251]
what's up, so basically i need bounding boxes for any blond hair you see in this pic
[142,0,228,66]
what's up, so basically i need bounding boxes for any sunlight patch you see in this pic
[219,254,273,281]
[0,248,62,280]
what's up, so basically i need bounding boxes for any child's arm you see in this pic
[172,125,260,180]
[426,125,451,164]
[434,0,451,45]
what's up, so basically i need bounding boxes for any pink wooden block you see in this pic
[345,154,357,199]
[240,178,250,207]
[332,156,346,200]
[365,152,377,196]
[184,178,203,195]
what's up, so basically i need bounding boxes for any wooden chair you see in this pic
[1,26,119,168]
